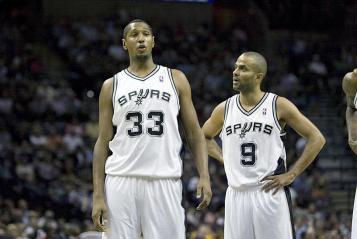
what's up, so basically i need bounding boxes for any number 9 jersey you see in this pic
[220,93,286,190]
[106,65,183,178]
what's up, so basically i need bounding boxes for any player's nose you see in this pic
[137,33,145,42]
[233,70,239,77]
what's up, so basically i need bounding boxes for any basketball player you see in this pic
[342,69,357,239]
[92,19,212,239]
[202,52,325,239]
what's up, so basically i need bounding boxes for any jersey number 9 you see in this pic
[241,143,256,166]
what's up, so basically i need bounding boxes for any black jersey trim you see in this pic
[112,74,118,110]
[222,97,231,131]
[272,94,282,131]
[284,187,296,239]
[273,157,296,239]
[236,92,268,116]
[124,65,160,81]
[167,68,180,110]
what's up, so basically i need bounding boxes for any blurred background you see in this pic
[0,0,356,238]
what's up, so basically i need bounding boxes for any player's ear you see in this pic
[122,39,127,50]
[256,72,263,82]
[152,36,155,48]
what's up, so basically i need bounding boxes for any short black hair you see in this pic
[241,51,267,78]
[123,19,153,39]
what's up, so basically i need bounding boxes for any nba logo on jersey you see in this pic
[159,75,164,82]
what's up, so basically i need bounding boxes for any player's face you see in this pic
[232,56,259,92]
[122,22,155,59]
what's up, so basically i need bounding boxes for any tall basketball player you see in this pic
[342,69,357,238]
[92,19,212,239]
[202,52,325,239]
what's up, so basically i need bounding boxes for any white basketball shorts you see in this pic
[224,185,295,239]
[102,176,185,239]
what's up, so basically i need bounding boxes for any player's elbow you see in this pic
[203,132,213,140]
[319,134,326,148]
[186,127,205,145]
[95,134,112,148]
[314,132,326,150]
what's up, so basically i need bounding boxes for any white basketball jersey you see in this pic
[105,65,183,178]
[354,91,357,109]
[220,92,286,189]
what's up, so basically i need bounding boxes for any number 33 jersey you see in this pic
[106,65,183,178]
[220,93,286,189]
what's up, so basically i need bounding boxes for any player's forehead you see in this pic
[127,22,152,33]
[235,55,253,68]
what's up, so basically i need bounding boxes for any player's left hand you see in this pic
[196,176,212,210]
[261,172,296,195]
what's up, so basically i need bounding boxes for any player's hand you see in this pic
[261,172,296,195]
[92,197,108,232]
[196,176,212,210]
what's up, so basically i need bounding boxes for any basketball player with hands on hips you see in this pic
[203,52,325,239]
[92,19,212,239]
[342,69,357,239]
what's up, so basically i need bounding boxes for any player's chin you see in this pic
[233,85,240,91]
[135,52,151,59]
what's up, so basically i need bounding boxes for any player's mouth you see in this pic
[233,77,239,83]
[233,78,240,88]
[137,45,147,51]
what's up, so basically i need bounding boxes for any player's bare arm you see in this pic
[262,97,326,194]
[172,69,212,210]
[346,107,357,154]
[342,69,357,108]
[202,101,226,164]
[342,69,357,154]
[92,78,114,231]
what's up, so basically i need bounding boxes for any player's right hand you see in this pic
[92,198,108,232]
[196,176,212,210]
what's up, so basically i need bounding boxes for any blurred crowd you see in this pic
[0,3,356,239]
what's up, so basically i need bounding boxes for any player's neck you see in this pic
[239,89,265,107]
[128,58,156,76]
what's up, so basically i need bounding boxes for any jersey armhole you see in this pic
[112,74,118,111]
[220,97,231,137]
[167,68,180,110]
[272,94,282,132]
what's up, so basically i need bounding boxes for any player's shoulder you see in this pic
[342,70,357,94]
[342,71,357,83]
[217,100,228,111]
[211,100,229,118]
[103,77,114,88]
[274,95,303,121]
[170,68,187,80]
[222,94,241,111]
[207,100,227,125]
[169,68,190,95]
[100,77,114,97]
[270,93,293,107]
